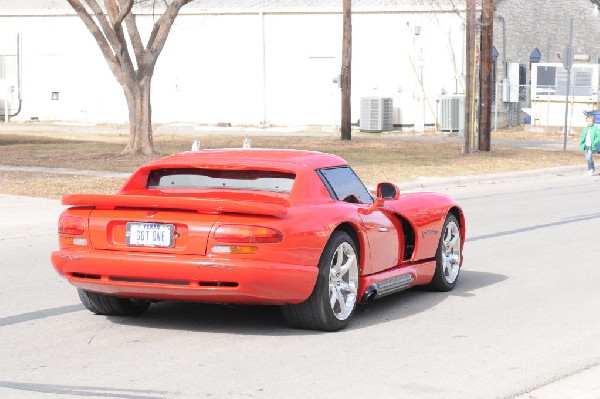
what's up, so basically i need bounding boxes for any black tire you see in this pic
[78,289,150,316]
[281,231,359,331]
[427,213,462,292]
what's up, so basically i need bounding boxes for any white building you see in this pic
[0,0,467,130]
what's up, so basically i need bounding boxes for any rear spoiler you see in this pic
[62,194,288,216]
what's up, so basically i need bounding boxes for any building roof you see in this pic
[0,0,467,15]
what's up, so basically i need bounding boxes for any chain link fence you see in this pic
[492,83,531,130]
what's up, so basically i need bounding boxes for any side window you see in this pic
[318,166,373,204]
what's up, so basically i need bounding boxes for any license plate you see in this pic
[126,222,175,248]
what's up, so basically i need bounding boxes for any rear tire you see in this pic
[427,214,461,291]
[78,289,150,316]
[281,231,359,331]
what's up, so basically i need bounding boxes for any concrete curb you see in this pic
[398,165,585,191]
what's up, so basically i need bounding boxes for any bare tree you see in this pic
[67,0,193,155]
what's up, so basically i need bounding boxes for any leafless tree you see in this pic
[67,0,193,155]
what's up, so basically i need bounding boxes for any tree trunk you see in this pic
[123,76,154,155]
[67,0,192,156]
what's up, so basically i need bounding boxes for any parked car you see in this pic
[51,149,465,331]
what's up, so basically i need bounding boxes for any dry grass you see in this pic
[0,170,125,199]
[0,131,584,199]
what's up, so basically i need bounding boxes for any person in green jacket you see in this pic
[579,114,600,175]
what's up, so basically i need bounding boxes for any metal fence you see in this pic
[492,83,531,130]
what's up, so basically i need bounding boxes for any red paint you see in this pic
[51,149,465,306]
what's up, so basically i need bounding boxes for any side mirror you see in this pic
[376,182,400,200]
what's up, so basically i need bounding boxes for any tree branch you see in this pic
[114,0,133,25]
[124,12,146,67]
[66,0,123,83]
[83,0,121,55]
[102,0,136,74]
[145,0,192,66]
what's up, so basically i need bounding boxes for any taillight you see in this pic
[214,225,283,244]
[58,215,85,235]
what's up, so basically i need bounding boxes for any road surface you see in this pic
[0,170,598,398]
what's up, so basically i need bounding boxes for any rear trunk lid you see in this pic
[63,194,287,255]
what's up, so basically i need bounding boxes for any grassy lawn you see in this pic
[0,131,584,199]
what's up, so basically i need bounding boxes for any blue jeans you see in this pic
[585,146,595,171]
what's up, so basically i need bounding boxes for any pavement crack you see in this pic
[0,234,54,241]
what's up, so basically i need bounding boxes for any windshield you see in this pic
[147,168,295,193]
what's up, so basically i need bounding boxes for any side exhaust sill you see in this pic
[361,274,415,303]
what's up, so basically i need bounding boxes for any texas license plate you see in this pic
[126,222,175,247]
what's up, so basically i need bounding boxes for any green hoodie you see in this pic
[579,125,600,151]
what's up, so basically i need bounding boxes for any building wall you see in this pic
[0,9,465,129]
[2,2,599,129]
[0,17,126,123]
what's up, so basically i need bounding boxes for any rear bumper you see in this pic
[51,249,318,305]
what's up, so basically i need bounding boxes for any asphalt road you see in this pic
[0,170,599,399]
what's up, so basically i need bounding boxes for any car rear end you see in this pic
[51,161,321,305]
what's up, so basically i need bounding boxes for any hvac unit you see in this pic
[439,95,465,134]
[360,97,393,132]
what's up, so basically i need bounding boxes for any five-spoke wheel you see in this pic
[328,240,359,321]
[281,231,359,331]
[428,213,462,291]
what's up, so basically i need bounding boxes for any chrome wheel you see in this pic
[328,241,359,321]
[280,231,359,331]
[441,219,461,284]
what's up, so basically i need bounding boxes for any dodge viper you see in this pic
[51,149,465,331]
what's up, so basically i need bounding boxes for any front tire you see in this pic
[78,289,150,316]
[428,213,462,291]
[281,231,359,331]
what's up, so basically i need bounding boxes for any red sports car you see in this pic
[51,149,465,331]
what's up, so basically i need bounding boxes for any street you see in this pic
[0,170,599,399]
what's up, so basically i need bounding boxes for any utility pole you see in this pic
[479,0,493,151]
[341,0,352,141]
[464,0,475,154]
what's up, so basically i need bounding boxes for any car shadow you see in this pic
[107,269,506,335]
[350,269,507,329]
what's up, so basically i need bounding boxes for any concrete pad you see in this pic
[516,365,600,399]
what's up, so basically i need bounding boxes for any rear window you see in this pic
[147,168,295,193]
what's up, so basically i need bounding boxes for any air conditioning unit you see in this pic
[439,95,465,134]
[360,97,393,132]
